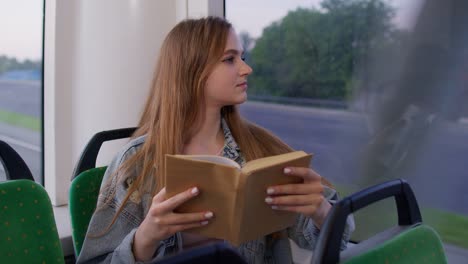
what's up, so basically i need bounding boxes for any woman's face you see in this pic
[205,29,253,108]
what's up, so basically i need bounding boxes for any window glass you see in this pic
[226,0,468,256]
[0,0,43,183]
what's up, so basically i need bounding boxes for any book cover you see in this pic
[165,150,312,245]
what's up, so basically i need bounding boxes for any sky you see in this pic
[0,0,43,61]
[0,0,424,61]
[226,0,426,38]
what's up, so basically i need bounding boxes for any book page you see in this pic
[174,154,241,169]
[242,151,311,174]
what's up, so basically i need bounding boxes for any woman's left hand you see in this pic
[265,167,332,228]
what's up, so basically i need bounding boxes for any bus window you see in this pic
[0,0,44,184]
[226,0,468,262]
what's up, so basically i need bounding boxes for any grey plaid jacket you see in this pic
[77,119,354,264]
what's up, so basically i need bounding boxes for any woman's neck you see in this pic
[183,108,225,155]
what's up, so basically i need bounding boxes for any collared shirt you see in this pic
[77,119,354,264]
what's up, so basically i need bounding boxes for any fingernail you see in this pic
[191,187,199,195]
[267,188,275,195]
[204,212,214,218]
[272,205,279,210]
[284,168,292,174]
[201,220,209,225]
[265,197,273,204]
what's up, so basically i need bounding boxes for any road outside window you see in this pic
[0,0,43,183]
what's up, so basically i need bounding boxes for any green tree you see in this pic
[248,0,399,100]
[0,55,42,75]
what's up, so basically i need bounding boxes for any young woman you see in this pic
[77,16,354,264]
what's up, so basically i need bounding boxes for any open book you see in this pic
[165,150,312,245]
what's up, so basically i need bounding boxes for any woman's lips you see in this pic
[237,82,248,89]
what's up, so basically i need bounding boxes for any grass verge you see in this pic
[335,185,468,249]
[0,109,40,132]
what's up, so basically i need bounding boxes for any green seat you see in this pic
[343,225,446,264]
[69,127,136,257]
[312,179,447,264]
[69,166,107,256]
[0,179,65,263]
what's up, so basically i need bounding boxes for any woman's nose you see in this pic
[240,60,253,76]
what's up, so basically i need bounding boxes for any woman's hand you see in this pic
[265,167,332,228]
[133,187,214,261]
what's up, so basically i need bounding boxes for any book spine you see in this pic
[232,172,248,244]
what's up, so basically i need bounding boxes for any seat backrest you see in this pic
[0,140,34,181]
[342,224,446,264]
[69,166,107,256]
[0,179,64,263]
[69,127,136,257]
[71,127,137,179]
[312,179,447,264]
[158,242,247,264]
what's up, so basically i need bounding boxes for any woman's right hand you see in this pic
[133,187,214,261]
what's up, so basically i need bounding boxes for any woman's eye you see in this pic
[223,57,235,63]
[241,56,246,61]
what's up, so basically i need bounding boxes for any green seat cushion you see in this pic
[344,225,447,264]
[0,179,64,263]
[69,166,107,256]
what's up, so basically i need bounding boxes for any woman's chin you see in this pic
[216,94,248,107]
[235,94,248,105]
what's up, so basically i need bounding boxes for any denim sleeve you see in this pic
[287,186,355,251]
[76,140,175,264]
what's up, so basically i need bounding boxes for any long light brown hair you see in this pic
[103,17,330,229]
